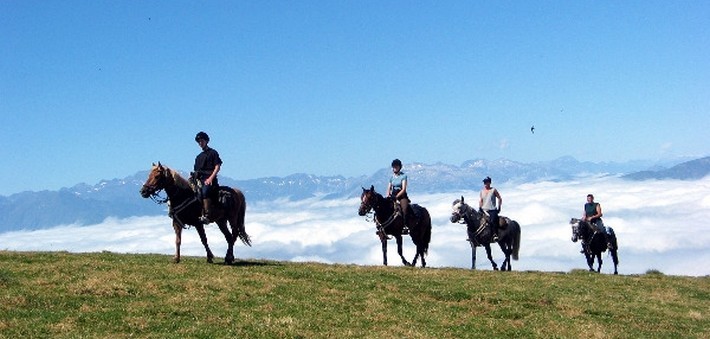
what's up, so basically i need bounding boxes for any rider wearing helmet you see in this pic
[194,131,222,224]
[387,159,410,233]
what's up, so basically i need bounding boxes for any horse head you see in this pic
[140,162,171,198]
[570,218,583,242]
[450,196,467,223]
[451,196,482,226]
[358,185,377,216]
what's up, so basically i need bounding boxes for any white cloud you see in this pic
[2,176,709,276]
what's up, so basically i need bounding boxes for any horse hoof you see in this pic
[173,257,180,263]
[207,257,213,264]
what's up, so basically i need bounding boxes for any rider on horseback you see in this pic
[387,159,411,234]
[583,194,613,251]
[193,131,222,224]
[479,176,502,242]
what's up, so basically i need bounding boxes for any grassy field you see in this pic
[0,251,708,338]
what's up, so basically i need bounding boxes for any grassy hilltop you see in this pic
[0,251,708,338]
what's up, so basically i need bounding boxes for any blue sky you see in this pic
[2,1,709,195]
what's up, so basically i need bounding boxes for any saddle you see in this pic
[498,216,510,230]
[410,204,423,219]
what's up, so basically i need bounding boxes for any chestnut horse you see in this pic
[450,197,521,270]
[358,185,431,267]
[140,163,251,264]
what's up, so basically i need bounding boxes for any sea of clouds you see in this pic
[2,176,709,276]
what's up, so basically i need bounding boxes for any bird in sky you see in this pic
[530,125,535,134]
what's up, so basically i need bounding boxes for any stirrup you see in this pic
[199,215,210,224]
[402,226,410,234]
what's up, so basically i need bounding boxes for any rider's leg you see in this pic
[488,209,499,241]
[400,198,410,231]
[199,183,211,224]
[594,220,612,249]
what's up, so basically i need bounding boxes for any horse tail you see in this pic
[422,209,432,255]
[511,221,521,261]
[232,188,252,247]
[608,227,619,265]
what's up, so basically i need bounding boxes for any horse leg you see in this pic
[377,232,388,266]
[418,242,427,268]
[172,220,182,263]
[596,253,603,273]
[411,246,426,268]
[216,220,234,264]
[611,249,619,275]
[194,224,214,263]
[396,235,411,266]
[485,244,498,271]
[586,253,595,272]
[497,242,508,271]
[469,241,477,270]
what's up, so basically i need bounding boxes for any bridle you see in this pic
[141,166,199,229]
[360,189,400,233]
[141,168,170,204]
[570,218,583,242]
[452,202,488,239]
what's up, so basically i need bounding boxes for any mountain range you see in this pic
[1,156,707,233]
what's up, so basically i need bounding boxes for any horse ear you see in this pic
[461,196,464,203]
[157,161,162,168]
[370,185,374,191]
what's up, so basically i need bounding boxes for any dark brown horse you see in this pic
[570,218,619,274]
[140,163,251,264]
[358,185,431,267]
[450,197,521,270]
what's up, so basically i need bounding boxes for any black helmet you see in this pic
[483,176,492,183]
[195,131,210,142]
[391,159,402,168]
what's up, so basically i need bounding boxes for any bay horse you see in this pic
[358,185,432,267]
[570,218,619,274]
[450,197,521,270]
[139,163,251,264]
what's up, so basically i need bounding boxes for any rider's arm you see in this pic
[595,204,603,219]
[495,189,502,211]
[398,179,408,199]
[205,164,220,185]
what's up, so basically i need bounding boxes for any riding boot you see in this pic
[199,198,211,224]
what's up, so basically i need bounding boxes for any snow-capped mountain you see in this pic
[1,156,706,232]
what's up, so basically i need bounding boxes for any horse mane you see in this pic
[163,166,192,190]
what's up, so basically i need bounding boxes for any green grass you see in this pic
[0,251,708,338]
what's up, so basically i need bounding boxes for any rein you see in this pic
[361,192,400,236]
[461,205,487,238]
[144,182,199,230]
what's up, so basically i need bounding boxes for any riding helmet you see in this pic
[483,176,492,183]
[391,159,402,168]
[195,131,210,142]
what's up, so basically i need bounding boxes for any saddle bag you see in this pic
[218,189,232,208]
